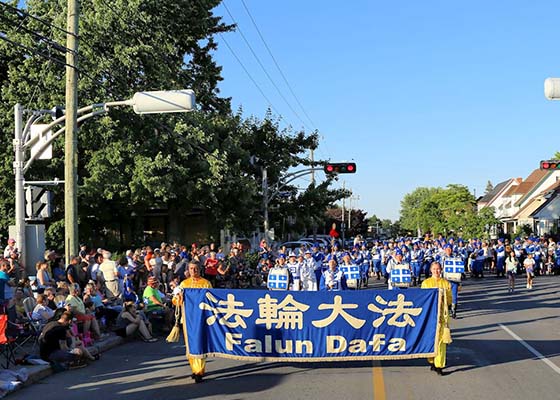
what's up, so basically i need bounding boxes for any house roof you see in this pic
[502,169,548,198]
[530,180,560,218]
[478,179,512,204]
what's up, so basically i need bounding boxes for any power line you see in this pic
[239,0,317,130]
[0,2,78,38]
[0,13,75,55]
[217,32,282,117]
[222,0,310,131]
[0,33,71,68]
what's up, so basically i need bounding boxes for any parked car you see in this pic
[279,241,311,254]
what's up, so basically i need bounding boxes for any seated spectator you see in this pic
[142,276,173,330]
[115,301,157,342]
[39,311,98,368]
[122,273,138,303]
[10,287,27,322]
[83,283,119,327]
[43,287,58,310]
[32,294,55,324]
[65,283,102,340]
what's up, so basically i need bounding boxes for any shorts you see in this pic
[75,314,95,322]
[507,271,516,277]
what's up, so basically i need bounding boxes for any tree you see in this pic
[485,180,494,195]
[400,184,493,238]
[0,1,345,248]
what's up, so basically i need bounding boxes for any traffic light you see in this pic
[324,162,357,174]
[540,160,560,170]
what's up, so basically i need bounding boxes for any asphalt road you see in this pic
[9,274,560,400]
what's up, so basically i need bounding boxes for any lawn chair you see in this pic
[0,314,17,368]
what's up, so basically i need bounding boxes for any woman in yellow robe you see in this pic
[421,261,452,375]
[173,261,212,383]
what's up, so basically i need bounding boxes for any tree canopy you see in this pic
[399,184,499,238]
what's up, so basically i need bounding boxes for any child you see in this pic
[523,253,535,289]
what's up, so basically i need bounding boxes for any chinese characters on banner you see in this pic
[183,288,441,362]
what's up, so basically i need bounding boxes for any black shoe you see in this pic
[430,365,436,371]
[193,374,203,383]
[436,367,444,376]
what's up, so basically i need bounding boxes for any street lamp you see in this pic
[14,89,195,270]
[544,78,560,100]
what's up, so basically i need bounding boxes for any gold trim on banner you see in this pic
[182,288,442,362]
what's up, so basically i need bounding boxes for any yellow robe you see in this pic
[421,276,452,368]
[174,276,212,376]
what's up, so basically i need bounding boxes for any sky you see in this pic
[211,0,560,221]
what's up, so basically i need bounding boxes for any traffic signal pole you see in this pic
[13,104,26,268]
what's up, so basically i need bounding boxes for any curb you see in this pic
[15,335,125,391]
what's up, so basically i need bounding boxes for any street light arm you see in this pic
[267,167,323,205]
[21,113,46,144]
[23,108,107,173]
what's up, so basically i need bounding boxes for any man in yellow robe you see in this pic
[421,261,452,375]
[173,261,212,383]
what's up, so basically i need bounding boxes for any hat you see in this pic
[8,238,15,244]
[288,252,296,258]
[304,249,312,255]
[443,244,451,250]
[278,254,286,259]
[394,249,403,256]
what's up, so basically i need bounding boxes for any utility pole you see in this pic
[65,0,79,263]
[262,166,269,240]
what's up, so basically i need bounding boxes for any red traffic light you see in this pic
[324,162,357,174]
[540,160,560,170]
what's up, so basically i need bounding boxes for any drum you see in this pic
[339,264,361,289]
[390,264,412,288]
[267,268,289,290]
[443,258,464,282]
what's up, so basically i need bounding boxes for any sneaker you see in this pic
[69,361,87,370]
[193,374,203,383]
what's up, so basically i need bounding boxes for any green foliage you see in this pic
[400,184,496,237]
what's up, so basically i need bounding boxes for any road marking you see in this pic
[499,323,560,375]
[372,360,386,400]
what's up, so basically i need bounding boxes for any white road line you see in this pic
[499,323,560,375]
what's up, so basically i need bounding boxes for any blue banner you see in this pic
[182,288,441,362]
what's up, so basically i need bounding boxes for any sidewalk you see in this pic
[5,335,125,397]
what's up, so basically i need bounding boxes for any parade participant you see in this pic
[495,239,506,278]
[421,261,452,376]
[441,244,461,318]
[286,252,302,291]
[523,253,535,289]
[386,249,411,290]
[371,242,382,280]
[173,261,212,383]
[505,246,518,293]
[320,259,347,291]
[359,244,371,287]
[411,241,423,286]
[533,238,543,275]
[300,250,318,291]
[422,241,434,280]
[380,242,391,284]
[312,244,325,283]
[473,242,486,278]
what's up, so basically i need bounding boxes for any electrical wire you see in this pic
[239,0,316,130]
[0,2,78,38]
[222,0,310,131]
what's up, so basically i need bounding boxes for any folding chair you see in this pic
[0,314,17,368]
